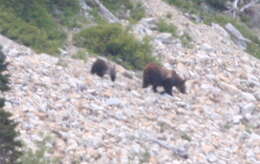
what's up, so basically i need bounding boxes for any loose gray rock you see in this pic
[1,0,260,163]
[155,33,175,44]
[206,152,217,163]
[233,115,243,124]
[106,98,122,106]
[225,23,251,50]
[241,103,256,116]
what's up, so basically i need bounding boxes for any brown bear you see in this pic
[143,63,186,96]
[91,59,116,82]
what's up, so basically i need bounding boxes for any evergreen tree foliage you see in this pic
[0,46,22,164]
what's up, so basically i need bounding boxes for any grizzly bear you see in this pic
[143,63,186,96]
[91,59,116,81]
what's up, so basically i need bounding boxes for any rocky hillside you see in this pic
[1,0,260,163]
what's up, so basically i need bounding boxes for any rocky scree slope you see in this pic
[1,0,260,163]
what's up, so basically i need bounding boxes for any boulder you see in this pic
[225,23,251,50]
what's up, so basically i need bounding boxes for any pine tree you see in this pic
[0,45,22,164]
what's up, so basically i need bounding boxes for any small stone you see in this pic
[256,152,260,161]
[202,144,214,153]
[131,90,140,97]
[241,103,256,116]
[211,23,229,38]
[219,82,241,94]
[123,71,134,79]
[90,103,104,111]
[103,89,113,97]
[131,144,142,154]
[140,17,157,27]
[254,90,260,101]
[67,139,78,150]
[206,152,217,163]
[106,98,122,106]
[200,43,214,52]
[155,33,174,44]
[149,156,158,164]
[175,147,189,159]
[176,102,188,109]
[240,92,256,102]
[233,115,243,124]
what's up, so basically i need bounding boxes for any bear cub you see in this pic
[91,59,116,82]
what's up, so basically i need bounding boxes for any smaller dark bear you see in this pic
[91,59,116,81]
[143,63,186,96]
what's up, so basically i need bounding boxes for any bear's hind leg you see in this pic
[165,87,173,96]
[142,78,150,88]
[152,85,158,92]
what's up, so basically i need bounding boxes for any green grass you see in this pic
[157,19,178,36]
[180,33,193,48]
[0,0,81,55]
[0,9,65,54]
[89,7,108,24]
[165,0,202,15]
[129,2,146,23]
[72,49,93,61]
[204,14,260,58]
[164,0,260,58]
[74,23,158,69]
[19,137,61,164]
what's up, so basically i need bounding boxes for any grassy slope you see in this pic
[164,0,260,58]
[0,0,80,54]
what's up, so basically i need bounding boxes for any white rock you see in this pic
[241,103,256,116]
[233,115,243,124]
[211,23,229,38]
[254,90,260,101]
[106,98,122,106]
[155,33,174,44]
[240,92,256,102]
[200,43,214,52]
[206,152,217,163]
[225,23,251,50]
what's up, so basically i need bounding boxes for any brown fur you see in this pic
[91,59,116,82]
[143,63,186,96]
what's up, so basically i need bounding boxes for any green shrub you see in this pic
[247,43,260,58]
[0,0,80,27]
[74,23,158,69]
[0,46,22,164]
[89,7,108,24]
[165,0,202,15]
[129,2,145,23]
[99,0,132,14]
[0,110,23,164]
[19,137,61,164]
[180,33,193,48]
[204,0,227,10]
[156,19,178,36]
[72,49,90,61]
[0,0,82,54]
[0,10,65,54]
[165,0,226,11]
